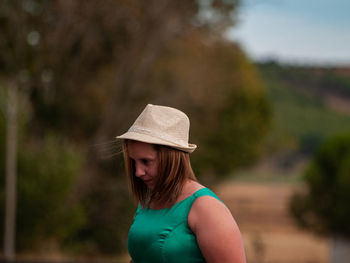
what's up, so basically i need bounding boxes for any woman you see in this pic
[117,104,246,263]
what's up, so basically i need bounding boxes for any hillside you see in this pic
[259,62,350,97]
[231,62,350,181]
[259,62,350,154]
[224,64,350,262]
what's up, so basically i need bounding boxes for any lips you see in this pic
[142,179,152,185]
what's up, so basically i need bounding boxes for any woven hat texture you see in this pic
[117,104,197,153]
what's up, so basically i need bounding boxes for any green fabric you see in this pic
[128,188,221,263]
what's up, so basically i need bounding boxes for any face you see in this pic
[127,140,159,190]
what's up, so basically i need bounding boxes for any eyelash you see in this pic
[141,159,150,165]
[131,159,151,165]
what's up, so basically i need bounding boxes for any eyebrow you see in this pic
[129,155,156,161]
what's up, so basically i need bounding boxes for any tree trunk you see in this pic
[4,82,18,261]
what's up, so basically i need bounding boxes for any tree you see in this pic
[290,134,350,262]
[146,32,270,176]
[0,0,271,257]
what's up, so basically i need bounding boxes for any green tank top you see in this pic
[127,188,221,263]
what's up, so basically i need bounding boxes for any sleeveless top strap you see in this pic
[179,188,222,217]
[193,188,221,201]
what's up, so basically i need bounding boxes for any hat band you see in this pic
[128,126,188,148]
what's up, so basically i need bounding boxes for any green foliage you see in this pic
[0,0,242,141]
[0,0,270,257]
[78,174,135,255]
[18,135,86,249]
[258,62,350,97]
[289,134,350,238]
[148,35,271,176]
[259,62,350,155]
[198,90,270,175]
[0,132,87,251]
[194,47,270,176]
[320,72,350,97]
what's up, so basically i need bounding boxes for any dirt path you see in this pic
[325,94,350,116]
[216,182,330,263]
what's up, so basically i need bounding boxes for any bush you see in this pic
[0,134,87,251]
[290,133,350,237]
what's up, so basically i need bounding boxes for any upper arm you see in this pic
[188,196,246,263]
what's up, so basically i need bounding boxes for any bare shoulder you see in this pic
[180,180,205,199]
[187,180,205,192]
[188,194,234,231]
[188,193,246,263]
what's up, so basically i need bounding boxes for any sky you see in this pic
[227,0,350,65]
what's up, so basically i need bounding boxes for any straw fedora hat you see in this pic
[117,104,197,153]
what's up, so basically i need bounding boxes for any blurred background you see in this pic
[1,0,350,263]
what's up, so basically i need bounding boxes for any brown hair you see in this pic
[122,140,196,207]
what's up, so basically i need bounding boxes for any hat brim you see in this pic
[117,131,197,153]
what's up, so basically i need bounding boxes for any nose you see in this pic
[134,163,145,178]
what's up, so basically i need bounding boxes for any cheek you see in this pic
[150,163,159,177]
